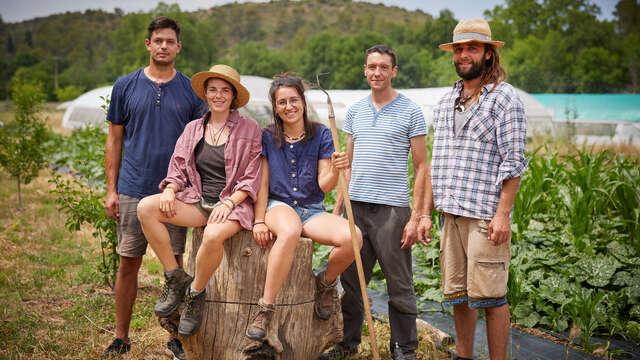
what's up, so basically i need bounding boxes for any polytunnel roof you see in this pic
[306,87,553,134]
[61,76,551,135]
[61,86,112,129]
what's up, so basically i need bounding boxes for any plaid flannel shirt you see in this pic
[431,80,528,220]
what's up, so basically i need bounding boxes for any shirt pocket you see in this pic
[469,111,496,144]
[300,154,319,191]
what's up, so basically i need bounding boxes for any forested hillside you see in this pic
[0,0,638,101]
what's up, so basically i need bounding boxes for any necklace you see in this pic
[207,120,227,146]
[285,131,305,142]
[454,85,473,112]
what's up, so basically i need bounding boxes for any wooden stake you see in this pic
[317,75,380,360]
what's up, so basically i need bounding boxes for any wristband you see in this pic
[253,221,265,227]
[221,202,233,211]
[164,186,175,193]
[418,214,430,219]
[226,198,236,208]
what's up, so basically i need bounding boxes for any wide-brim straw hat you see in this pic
[439,18,504,52]
[191,64,250,109]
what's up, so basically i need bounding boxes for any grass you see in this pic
[0,169,449,359]
[0,170,169,359]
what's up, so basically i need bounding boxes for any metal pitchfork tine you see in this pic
[315,73,380,360]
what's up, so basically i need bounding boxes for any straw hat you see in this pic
[439,18,504,52]
[191,64,250,109]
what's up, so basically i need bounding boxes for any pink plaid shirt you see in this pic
[160,110,263,230]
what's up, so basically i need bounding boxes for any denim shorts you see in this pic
[266,199,326,225]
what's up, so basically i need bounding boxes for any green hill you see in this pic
[1,0,637,100]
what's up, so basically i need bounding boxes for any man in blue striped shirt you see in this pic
[325,45,428,360]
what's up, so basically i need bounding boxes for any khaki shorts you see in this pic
[116,194,187,258]
[440,213,510,309]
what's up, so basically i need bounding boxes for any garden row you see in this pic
[48,124,640,354]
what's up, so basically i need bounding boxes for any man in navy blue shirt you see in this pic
[103,16,204,359]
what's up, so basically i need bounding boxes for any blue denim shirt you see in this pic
[262,125,334,207]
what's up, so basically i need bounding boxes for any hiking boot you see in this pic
[155,268,193,317]
[392,342,417,360]
[314,271,337,320]
[165,338,185,360]
[178,288,207,337]
[102,338,131,358]
[318,343,358,359]
[245,298,275,340]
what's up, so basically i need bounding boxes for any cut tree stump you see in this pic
[160,228,343,360]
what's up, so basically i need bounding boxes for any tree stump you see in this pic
[162,228,343,360]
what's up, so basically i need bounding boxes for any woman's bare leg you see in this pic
[262,205,302,304]
[302,213,362,282]
[138,194,207,271]
[191,219,243,291]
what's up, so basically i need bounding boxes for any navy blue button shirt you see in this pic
[262,125,334,207]
[107,68,205,198]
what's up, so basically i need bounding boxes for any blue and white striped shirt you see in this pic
[344,93,426,207]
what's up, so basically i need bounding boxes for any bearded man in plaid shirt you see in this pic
[418,18,528,360]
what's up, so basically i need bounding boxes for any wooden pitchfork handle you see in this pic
[316,74,380,360]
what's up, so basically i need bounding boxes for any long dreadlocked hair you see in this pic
[479,44,507,92]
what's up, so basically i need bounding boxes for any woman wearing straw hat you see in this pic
[137,64,262,337]
[246,74,362,341]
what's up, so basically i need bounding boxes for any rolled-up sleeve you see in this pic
[495,94,529,185]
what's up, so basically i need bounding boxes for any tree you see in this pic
[615,0,640,35]
[24,31,32,47]
[622,34,640,93]
[0,81,50,210]
[575,47,624,93]
[7,34,14,55]
[220,41,289,78]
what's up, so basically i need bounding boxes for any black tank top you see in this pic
[194,138,226,203]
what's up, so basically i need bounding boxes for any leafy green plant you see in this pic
[0,81,50,210]
[49,175,118,288]
[567,287,606,352]
[54,84,85,102]
[47,96,118,288]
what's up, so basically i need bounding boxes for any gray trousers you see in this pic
[340,201,418,353]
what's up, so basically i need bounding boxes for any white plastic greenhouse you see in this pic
[60,76,320,130]
[62,78,551,135]
[64,75,640,145]
[61,86,113,129]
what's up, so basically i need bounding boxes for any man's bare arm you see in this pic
[105,123,124,220]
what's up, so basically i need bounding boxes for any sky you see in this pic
[0,0,618,23]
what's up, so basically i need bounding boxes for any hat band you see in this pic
[453,32,492,42]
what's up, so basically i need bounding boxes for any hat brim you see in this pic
[191,71,250,109]
[439,39,505,52]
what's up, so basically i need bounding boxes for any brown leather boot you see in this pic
[315,271,338,320]
[245,298,275,340]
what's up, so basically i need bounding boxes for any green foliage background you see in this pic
[1,0,638,101]
[0,81,51,209]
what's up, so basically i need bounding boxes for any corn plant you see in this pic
[567,287,606,353]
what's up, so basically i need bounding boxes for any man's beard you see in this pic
[455,58,485,81]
